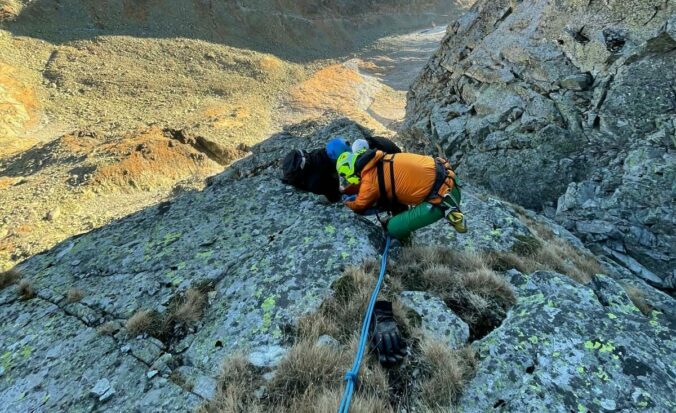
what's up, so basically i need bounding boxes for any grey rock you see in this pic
[151,353,174,376]
[44,207,60,222]
[146,370,158,379]
[401,0,675,285]
[248,345,288,368]
[3,111,672,413]
[192,375,218,400]
[605,248,664,287]
[316,335,341,349]
[254,386,267,399]
[90,378,111,398]
[1,119,381,412]
[460,271,675,412]
[560,73,593,91]
[400,291,469,349]
[414,185,532,253]
[129,339,163,365]
[99,386,116,402]
[262,372,276,382]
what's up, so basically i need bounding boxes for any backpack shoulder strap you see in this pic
[376,154,397,210]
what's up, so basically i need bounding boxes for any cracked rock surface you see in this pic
[461,270,676,413]
[2,118,674,411]
[402,0,676,289]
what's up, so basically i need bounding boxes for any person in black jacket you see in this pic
[281,138,350,202]
[351,136,401,154]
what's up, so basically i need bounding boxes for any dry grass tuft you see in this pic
[174,288,208,325]
[486,237,602,285]
[66,288,85,303]
[298,266,376,342]
[623,285,653,315]
[418,341,477,409]
[391,248,516,340]
[202,262,478,413]
[0,268,21,289]
[126,309,159,337]
[508,215,605,284]
[200,358,256,412]
[18,279,35,300]
[291,388,392,413]
[267,340,352,404]
[197,355,263,413]
[125,286,211,342]
[97,321,121,336]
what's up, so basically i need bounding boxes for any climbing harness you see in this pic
[337,236,392,413]
[376,154,398,211]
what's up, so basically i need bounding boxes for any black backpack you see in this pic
[281,149,308,186]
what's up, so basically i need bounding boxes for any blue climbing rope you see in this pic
[338,236,392,413]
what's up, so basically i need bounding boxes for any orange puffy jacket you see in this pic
[345,151,453,213]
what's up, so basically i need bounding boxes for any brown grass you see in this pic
[173,288,208,325]
[197,355,263,413]
[126,287,210,340]
[18,279,35,300]
[289,388,392,413]
[507,216,605,284]
[126,309,159,337]
[97,321,121,336]
[286,63,393,132]
[170,370,195,393]
[623,285,653,315]
[0,268,21,289]
[0,62,39,145]
[298,266,412,343]
[267,340,353,403]
[418,341,477,409]
[201,262,478,413]
[66,288,85,303]
[390,247,516,340]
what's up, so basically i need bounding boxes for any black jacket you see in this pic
[366,136,401,154]
[282,148,341,202]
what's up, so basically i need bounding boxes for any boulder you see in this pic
[400,291,469,349]
[460,271,676,412]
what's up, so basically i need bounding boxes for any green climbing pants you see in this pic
[386,202,445,240]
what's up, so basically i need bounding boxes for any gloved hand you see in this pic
[342,194,357,202]
[370,301,407,367]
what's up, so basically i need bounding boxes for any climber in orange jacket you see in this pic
[337,149,466,240]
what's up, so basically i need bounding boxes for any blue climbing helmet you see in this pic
[326,136,350,161]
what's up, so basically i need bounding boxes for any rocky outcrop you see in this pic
[2,117,674,411]
[6,0,467,60]
[0,119,379,411]
[0,118,548,410]
[401,0,675,288]
[461,270,675,413]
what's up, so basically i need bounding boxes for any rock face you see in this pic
[400,290,470,348]
[1,118,674,411]
[0,119,381,411]
[401,0,675,288]
[6,0,467,59]
[461,270,675,413]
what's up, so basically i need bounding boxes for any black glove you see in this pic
[370,301,407,367]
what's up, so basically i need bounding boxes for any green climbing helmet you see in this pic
[336,151,360,184]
